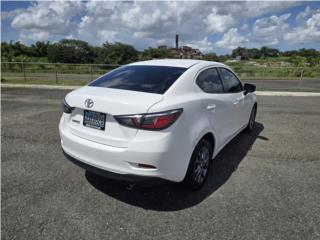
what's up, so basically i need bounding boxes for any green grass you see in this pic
[1,78,88,86]
[253,56,291,62]
[1,73,93,86]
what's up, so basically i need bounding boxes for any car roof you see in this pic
[128,59,225,68]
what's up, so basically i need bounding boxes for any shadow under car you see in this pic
[85,122,265,211]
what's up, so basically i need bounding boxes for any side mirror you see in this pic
[244,83,256,95]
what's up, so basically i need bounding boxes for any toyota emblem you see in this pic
[84,99,94,108]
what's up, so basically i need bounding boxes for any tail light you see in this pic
[114,108,183,130]
[63,98,75,114]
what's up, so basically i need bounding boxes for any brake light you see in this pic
[114,109,183,130]
[63,98,75,114]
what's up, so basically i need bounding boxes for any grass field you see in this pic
[1,72,100,85]
[1,62,320,86]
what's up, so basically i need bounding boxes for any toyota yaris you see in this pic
[59,59,257,189]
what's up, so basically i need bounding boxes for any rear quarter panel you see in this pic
[148,93,214,181]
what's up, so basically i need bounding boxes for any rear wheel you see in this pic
[244,105,257,133]
[184,138,213,190]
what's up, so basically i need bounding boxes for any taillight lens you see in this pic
[114,109,183,130]
[63,98,75,114]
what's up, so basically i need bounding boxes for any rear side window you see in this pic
[89,65,186,94]
[219,68,243,93]
[196,68,224,93]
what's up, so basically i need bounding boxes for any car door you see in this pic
[218,67,248,132]
[195,67,236,147]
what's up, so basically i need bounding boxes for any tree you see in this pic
[98,42,139,64]
[1,42,14,61]
[12,41,30,56]
[30,41,50,57]
[231,47,247,58]
[247,48,261,59]
[203,53,219,61]
[48,39,95,63]
[298,48,319,58]
[1,41,32,61]
[260,46,279,58]
[218,54,231,62]
[141,47,172,60]
[2,39,319,65]
[282,50,298,57]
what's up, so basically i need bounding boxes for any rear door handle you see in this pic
[206,104,216,110]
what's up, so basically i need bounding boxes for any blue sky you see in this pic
[1,1,320,55]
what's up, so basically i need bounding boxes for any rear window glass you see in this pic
[89,65,187,94]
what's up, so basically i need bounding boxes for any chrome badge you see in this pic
[84,99,94,108]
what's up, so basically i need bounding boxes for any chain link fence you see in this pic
[1,62,320,86]
[1,62,120,85]
[231,65,320,80]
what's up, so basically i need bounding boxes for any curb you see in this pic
[2,83,320,97]
[1,83,82,90]
[255,91,320,97]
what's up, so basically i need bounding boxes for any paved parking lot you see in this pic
[1,87,320,240]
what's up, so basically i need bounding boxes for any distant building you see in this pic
[235,56,242,61]
[236,54,249,61]
[158,34,203,59]
[158,45,168,49]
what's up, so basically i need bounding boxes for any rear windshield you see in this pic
[89,65,187,94]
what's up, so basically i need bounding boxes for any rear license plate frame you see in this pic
[83,110,106,131]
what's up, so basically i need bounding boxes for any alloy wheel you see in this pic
[193,146,210,184]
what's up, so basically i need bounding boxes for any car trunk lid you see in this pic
[64,86,163,147]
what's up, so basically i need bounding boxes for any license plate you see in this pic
[83,110,106,130]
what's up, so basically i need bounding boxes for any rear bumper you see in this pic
[63,150,164,183]
[59,116,191,182]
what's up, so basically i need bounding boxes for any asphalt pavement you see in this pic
[1,87,320,240]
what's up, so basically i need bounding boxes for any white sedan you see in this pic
[59,59,257,189]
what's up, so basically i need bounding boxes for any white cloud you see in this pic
[210,1,299,19]
[3,1,318,53]
[188,37,215,52]
[216,28,248,50]
[19,31,51,41]
[1,8,23,20]
[9,1,84,41]
[75,1,301,51]
[284,11,320,43]
[204,8,236,33]
[249,13,291,46]
[296,6,313,21]
[241,24,249,31]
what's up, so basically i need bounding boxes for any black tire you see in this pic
[183,138,213,190]
[244,104,257,133]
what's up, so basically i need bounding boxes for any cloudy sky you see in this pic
[1,1,320,54]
